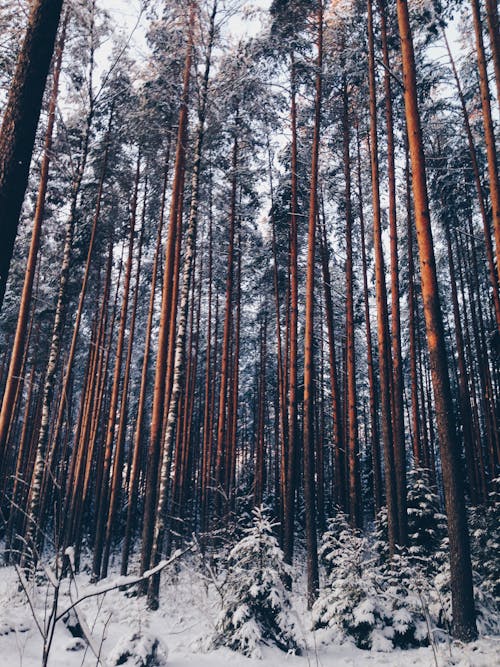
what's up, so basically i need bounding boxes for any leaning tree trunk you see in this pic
[0,15,66,469]
[0,0,64,310]
[469,0,500,290]
[396,0,477,642]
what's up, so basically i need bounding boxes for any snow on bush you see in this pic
[428,546,500,637]
[313,512,428,651]
[406,468,447,573]
[107,631,168,667]
[469,479,500,606]
[210,505,301,659]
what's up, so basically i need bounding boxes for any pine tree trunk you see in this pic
[214,125,238,511]
[200,172,214,536]
[378,0,407,545]
[102,174,146,578]
[139,5,194,588]
[405,148,421,468]
[303,1,323,608]
[396,0,477,641]
[319,206,345,513]
[484,0,500,107]
[0,0,64,310]
[0,16,66,470]
[92,154,140,579]
[367,0,398,552]
[146,3,213,606]
[443,31,500,332]
[469,0,500,291]
[284,52,299,566]
[121,150,170,575]
[356,124,382,514]
[443,216,481,504]
[342,81,361,529]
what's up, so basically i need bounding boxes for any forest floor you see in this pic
[0,555,498,667]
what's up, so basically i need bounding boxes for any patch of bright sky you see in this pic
[100,0,272,58]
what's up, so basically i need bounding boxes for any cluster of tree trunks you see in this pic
[3,0,500,645]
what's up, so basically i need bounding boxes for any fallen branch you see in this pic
[55,544,195,623]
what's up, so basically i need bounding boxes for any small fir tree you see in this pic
[469,479,500,606]
[211,506,301,658]
[313,515,429,650]
[406,468,447,573]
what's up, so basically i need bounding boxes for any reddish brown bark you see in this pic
[396,0,477,641]
[0,0,64,309]
[303,1,323,607]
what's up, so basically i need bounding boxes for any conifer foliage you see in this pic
[211,506,301,658]
[313,513,428,651]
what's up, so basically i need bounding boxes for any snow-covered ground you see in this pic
[0,556,498,667]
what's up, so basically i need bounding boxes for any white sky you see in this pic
[101,0,272,57]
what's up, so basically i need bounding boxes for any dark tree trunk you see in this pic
[0,0,64,310]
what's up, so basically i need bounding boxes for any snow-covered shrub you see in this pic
[380,552,429,648]
[406,468,447,573]
[210,505,301,658]
[375,469,447,574]
[317,510,351,576]
[469,480,500,606]
[429,545,500,637]
[107,631,168,667]
[313,519,395,650]
[373,506,390,564]
[313,517,429,650]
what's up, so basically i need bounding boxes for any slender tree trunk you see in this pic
[92,153,140,579]
[227,233,241,510]
[442,31,500,332]
[405,148,421,468]
[140,4,194,587]
[284,52,299,565]
[443,216,481,504]
[200,172,214,536]
[319,204,345,512]
[303,1,323,608]
[214,123,238,511]
[378,0,407,545]
[396,0,477,641]
[102,174,146,578]
[342,80,361,529]
[254,316,267,507]
[484,0,500,108]
[268,145,289,537]
[469,0,500,290]
[367,0,398,552]
[146,2,214,607]
[0,16,66,463]
[355,123,382,514]
[121,149,170,576]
